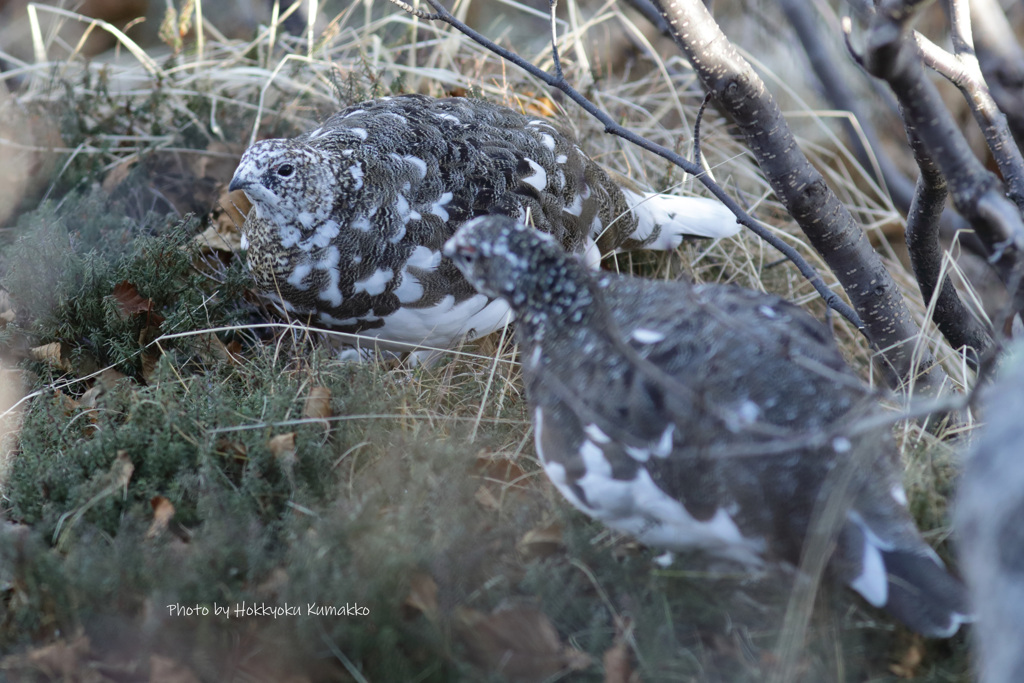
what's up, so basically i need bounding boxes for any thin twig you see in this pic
[692,92,711,171]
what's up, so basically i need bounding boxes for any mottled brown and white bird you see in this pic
[444,214,970,638]
[228,94,738,351]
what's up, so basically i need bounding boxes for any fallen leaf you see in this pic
[140,349,162,385]
[0,87,60,226]
[216,440,248,462]
[218,187,251,228]
[112,281,165,326]
[150,654,202,683]
[404,572,439,621]
[603,616,634,683]
[192,331,242,365]
[195,222,242,254]
[474,484,501,511]
[0,288,13,326]
[29,342,71,373]
[101,158,137,192]
[517,522,564,561]
[0,361,25,480]
[269,432,297,487]
[302,386,332,421]
[525,95,558,118]
[111,450,135,490]
[146,496,176,539]
[457,605,592,682]
[602,638,631,683]
[256,567,290,600]
[474,454,529,484]
[473,454,531,510]
[268,432,297,459]
[889,639,923,678]
[0,633,92,678]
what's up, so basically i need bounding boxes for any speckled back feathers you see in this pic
[230,94,738,348]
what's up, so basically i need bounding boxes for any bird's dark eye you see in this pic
[276,164,294,177]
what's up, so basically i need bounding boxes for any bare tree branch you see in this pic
[774,0,995,262]
[383,0,865,331]
[650,0,950,395]
[776,0,914,212]
[849,3,1024,294]
[904,128,993,367]
[970,0,1024,148]
[914,8,1024,212]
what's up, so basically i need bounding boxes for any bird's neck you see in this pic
[512,266,608,346]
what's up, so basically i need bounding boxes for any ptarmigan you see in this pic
[228,94,738,351]
[443,214,970,638]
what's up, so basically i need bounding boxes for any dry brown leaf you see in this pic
[526,96,558,118]
[111,450,135,490]
[195,141,246,182]
[508,92,559,118]
[0,87,60,226]
[269,432,297,486]
[602,638,632,683]
[29,342,71,373]
[0,633,92,678]
[218,188,251,229]
[101,158,138,193]
[0,288,13,326]
[198,184,248,254]
[195,222,243,254]
[889,639,923,678]
[473,455,530,511]
[457,605,592,682]
[302,386,332,421]
[216,439,248,462]
[0,361,25,484]
[474,484,501,511]
[149,654,202,683]
[256,567,290,600]
[517,522,564,561]
[192,331,242,365]
[146,495,176,539]
[404,572,439,620]
[112,281,165,326]
[140,349,162,385]
[474,454,529,484]
[603,616,635,683]
[268,432,297,459]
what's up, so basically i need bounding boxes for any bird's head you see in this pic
[444,215,593,324]
[229,139,355,239]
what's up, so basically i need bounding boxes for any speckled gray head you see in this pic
[444,215,572,299]
[229,139,361,251]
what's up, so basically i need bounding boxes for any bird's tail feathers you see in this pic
[842,512,971,638]
[880,548,972,637]
[621,189,740,248]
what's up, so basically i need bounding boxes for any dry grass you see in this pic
[0,0,975,680]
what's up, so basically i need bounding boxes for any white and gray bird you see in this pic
[443,214,970,638]
[228,94,738,351]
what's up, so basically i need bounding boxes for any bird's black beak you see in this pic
[228,176,248,193]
